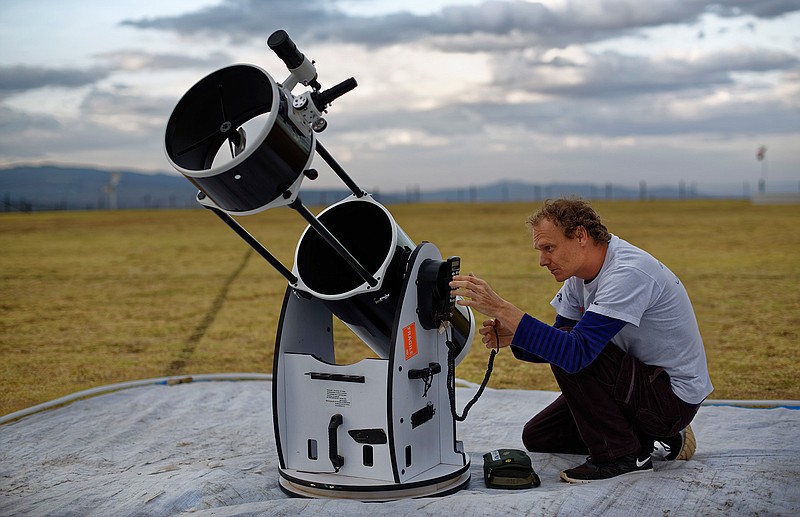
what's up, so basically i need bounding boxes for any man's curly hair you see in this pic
[526,198,611,244]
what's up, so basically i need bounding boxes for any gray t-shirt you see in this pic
[551,235,713,404]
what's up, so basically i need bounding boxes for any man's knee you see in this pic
[521,418,543,451]
[522,422,588,455]
[521,405,589,455]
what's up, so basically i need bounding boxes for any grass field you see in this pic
[2,200,799,416]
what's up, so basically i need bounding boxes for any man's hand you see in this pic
[449,273,525,339]
[479,318,514,349]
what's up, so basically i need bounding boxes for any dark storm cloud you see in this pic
[120,0,800,49]
[0,65,110,94]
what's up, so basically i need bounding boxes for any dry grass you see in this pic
[2,200,799,415]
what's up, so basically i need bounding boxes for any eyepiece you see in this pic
[268,30,304,69]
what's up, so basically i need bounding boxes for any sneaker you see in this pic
[654,424,696,461]
[560,454,653,483]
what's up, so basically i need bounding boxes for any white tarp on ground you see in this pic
[1,379,799,516]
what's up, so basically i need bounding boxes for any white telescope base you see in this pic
[273,242,475,502]
[278,462,471,501]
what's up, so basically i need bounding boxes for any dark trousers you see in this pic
[522,344,699,462]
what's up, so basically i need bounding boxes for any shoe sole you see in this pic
[676,424,696,461]
[559,467,652,484]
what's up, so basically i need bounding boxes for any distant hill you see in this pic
[0,165,198,211]
[1,164,723,212]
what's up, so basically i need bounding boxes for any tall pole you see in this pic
[757,145,767,194]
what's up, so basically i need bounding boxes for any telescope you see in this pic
[164,30,476,500]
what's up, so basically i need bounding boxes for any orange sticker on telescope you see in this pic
[403,323,418,360]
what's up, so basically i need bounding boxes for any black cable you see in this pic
[446,326,499,422]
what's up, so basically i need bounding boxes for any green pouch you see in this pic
[482,449,540,489]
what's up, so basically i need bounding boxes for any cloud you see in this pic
[120,0,800,50]
[120,0,347,44]
[79,89,177,127]
[94,50,234,72]
[0,91,171,166]
[324,61,799,145]
[0,105,61,133]
[0,65,110,94]
[0,50,235,96]
[493,47,800,97]
[732,0,800,18]
[2,0,798,188]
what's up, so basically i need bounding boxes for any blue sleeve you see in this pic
[511,314,581,363]
[510,312,627,373]
[554,314,579,329]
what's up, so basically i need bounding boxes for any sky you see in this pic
[1,0,798,194]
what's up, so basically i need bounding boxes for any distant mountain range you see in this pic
[1,166,197,211]
[1,164,738,212]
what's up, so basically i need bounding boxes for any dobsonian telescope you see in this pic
[164,30,477,500]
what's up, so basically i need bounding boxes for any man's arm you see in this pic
[511,312,627,372]
[448,273,625,371]
[511,314,580,363]
[554,314,580,329]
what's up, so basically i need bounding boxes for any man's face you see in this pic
[533,219,585,282]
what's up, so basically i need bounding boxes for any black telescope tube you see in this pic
[267,30,304,69]
[315,141,366,198]
[289,198,378,288]
[206,205,298,284]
